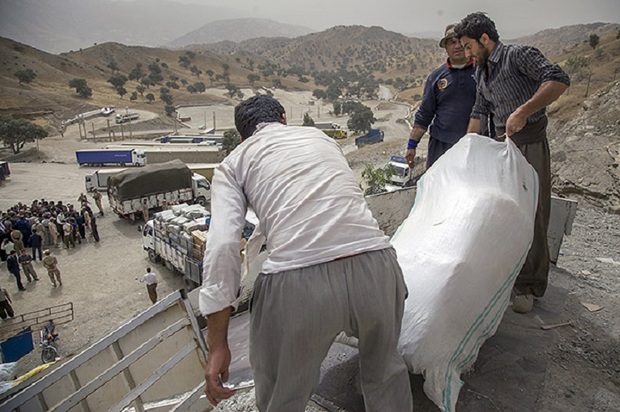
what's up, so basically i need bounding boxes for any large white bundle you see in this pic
[394,134,539,411]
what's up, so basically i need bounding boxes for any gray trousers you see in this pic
[250,248,412,412]
[497,117,551,297]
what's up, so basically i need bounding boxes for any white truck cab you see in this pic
[388,155,413,186]
[192,173,211,206]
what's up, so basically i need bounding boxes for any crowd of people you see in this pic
[1,196,102,294]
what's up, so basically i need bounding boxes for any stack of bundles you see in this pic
[152,204,210,275]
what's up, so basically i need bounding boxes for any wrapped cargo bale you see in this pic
[394,135,538,412]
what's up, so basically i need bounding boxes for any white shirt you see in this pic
[199,123,390,316]
[141,272,157,285]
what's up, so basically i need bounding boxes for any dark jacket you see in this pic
[7,255,20,275]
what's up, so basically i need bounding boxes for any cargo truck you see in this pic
[143,147,225,165]
[142,206,257,290]
[84,167,127,192]
[0,161,10,181]
[75,149,146,167]
[115,112,139,124]
[387,155,414,187]
[108,160,211,221]
[355,128,384,147]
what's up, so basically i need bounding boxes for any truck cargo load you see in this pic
[109,160,192,201]
[75,148,146,167]
[355,128,384,147]
[108,160,211,219]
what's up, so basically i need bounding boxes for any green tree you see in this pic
[222,129,241,155]
[164,105,176,117]
[347,104,376,133]
[333,101,342,116]
[0,116,48,154]
[107,60,119,73]
[194,82,206,93]
[589,34,600,49]
[206,69,215,86]
[145,93,155,104]
[107,75,128,89]
[360,164,393,195]
[116,86,127,99]
[160,92,174,105]
[14,69,36,84]
[68,78,92,98]
[130,91,138,102]
[247,73,260,86]
[136,84,146,96]
[303,113,315,126]
[190,65,203,77]
[312,89,326,100]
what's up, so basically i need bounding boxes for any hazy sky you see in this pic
[171,0,620,38]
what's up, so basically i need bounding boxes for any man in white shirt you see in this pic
[140,267,157,304]
[200,95,412,411]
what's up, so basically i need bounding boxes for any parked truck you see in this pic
[142,204,211,290]
[84,167,127,192]
[0,161,10,181]
[387,155,414,187]
[75,149,146,167]
[108,160,211,220]
[115,112,139,124]
[355,128,384,147]
[142,206,257,290]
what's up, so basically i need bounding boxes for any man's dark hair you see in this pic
[234,95,285,140]
[454,12,500,43]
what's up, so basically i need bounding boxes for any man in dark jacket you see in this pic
[7,250,26,291]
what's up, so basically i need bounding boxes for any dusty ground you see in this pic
[1,91,619,411]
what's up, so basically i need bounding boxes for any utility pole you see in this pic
[92,123,96,142]
[213,111,216,132]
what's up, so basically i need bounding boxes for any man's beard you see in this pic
[476,46,490,67]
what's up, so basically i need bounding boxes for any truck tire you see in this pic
[148,250,160,263]
[195,196,207,207]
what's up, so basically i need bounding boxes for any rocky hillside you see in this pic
[168,19,314,48]
[512,23,620,57]
[551,81,620,212]
[198,25,445,80]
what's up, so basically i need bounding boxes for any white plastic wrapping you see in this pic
[394,134,539,411]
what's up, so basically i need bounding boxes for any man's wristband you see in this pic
[407,139,419,150]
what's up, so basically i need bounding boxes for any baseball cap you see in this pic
[439,24,458,48]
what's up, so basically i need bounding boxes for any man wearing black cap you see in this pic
[405,23,477,169]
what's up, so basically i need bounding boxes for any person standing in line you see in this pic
[200,95,411,411]
[0,287,15,320]
[1,238,13,262]
[89,211,100,242]
[18,249,39,282]
[405,23,477,170]
[91,189,104,216]
[141,199,149,223]
[48,217,59,248]
[6,250,26,291]
[62,220,75,248]
[42,250,63,287]
[454,13,570,313]
[139,267,158,304]
[10,229,25,253]
[30,229,43,261]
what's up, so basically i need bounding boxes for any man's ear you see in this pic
[480,33,490,47]
[280,113,287,125]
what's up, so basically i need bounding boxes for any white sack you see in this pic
[394,134,539,412]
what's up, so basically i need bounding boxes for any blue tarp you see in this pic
[1,327,34,363]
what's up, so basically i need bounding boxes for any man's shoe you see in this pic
[18,288,26,291]
[512,294,534,313]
